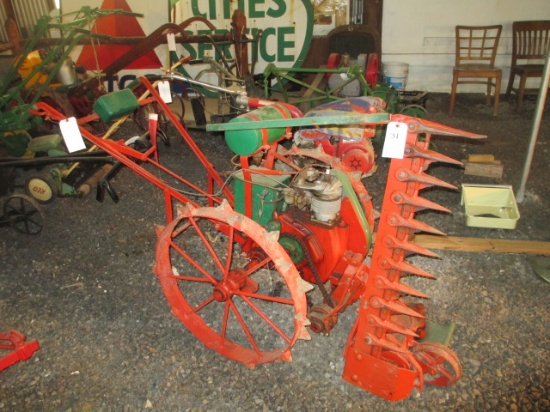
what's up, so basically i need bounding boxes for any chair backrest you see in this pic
[455,25,502,67]
[511,20,550,64]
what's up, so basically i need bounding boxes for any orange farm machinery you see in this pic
[30,74,483,401]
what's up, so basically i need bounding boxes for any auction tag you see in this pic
[167,33,176,51]
[382,121,407,159]
[158,81,172,103]
[59,117,86,153]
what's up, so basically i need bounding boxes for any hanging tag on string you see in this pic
[148,113,158,144]
[382,121,407,159]
[167,33,176,51]
[158,81,172,103]
[59,117,86,153]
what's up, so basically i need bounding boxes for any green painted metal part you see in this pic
[0,129,31,157]
[232,167,290,226]
[278,235,305,264]
[372,83,399,114]
[224,104,293,156]
[421,321,456,346]
[330,169,372,248]
[207,112,390,132]
[262,63,371,108]
[93,89,139,123]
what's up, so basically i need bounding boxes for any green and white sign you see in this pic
[170,0,313,74]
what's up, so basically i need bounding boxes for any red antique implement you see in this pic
[0,330,40,372]
[31,74,484,401]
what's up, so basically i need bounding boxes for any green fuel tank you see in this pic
[224,104,292,156]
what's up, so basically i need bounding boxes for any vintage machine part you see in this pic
[154,201,312,366]
[341,115,474,400]
[1,194,45,234]
[31,76,485,401]
[0,330,40,371]
[292,96,381,176]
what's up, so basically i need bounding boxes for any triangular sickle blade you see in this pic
[391,114,487,139]
[404,144,463,166]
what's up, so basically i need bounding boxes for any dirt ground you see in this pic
[1,92,549,411]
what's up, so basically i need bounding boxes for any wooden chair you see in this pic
[450,25,502,116]
[506,20,550,111]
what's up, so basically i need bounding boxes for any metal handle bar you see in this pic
[162,73,246,96]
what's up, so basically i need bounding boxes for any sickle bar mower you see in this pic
[30,75,484,401]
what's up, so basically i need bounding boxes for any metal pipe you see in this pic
[0,156,114,168]
[516,48,550,203]
[163,73,246,96]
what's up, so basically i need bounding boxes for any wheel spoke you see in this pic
[239,295,292,344]
[169,238,218,284]
[187,215,226,275]
[236,290,295,306]
[220,300,230,343]
[193,296,216,313]
[168,274,212,283]
[228,299,261,356]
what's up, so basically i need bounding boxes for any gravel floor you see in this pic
[1,93,549,411]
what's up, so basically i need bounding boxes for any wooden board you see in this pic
[463,161,504,179]
[412,235,550,256]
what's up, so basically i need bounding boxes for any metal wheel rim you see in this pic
[3,194,45,235]
[154,202,310,366]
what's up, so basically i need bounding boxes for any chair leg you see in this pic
[493,75,501,116]
[506,70,515,97]
[486,82,492,106]
[516,75,527,112]
[449,74,458,114]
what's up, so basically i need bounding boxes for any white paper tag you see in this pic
[382,121,407,159]
[59,117,86,153]
[167,33,176,51]
[158,81,172,103]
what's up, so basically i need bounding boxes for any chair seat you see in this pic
[454,65,502,78]
[512,64,544,76]
[455,63,500,71]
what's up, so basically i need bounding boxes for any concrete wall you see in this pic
[381,0,550,92]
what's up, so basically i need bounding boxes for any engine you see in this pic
[292,96,384,177]
[268,166,369,287]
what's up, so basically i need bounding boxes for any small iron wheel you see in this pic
[3,194,45,234]
[412,341,462,386]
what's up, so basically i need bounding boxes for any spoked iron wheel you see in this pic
[412,342,462,386]
[3,194,45,234]
[154,201,311,366]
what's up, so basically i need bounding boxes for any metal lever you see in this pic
[96,161,123,203]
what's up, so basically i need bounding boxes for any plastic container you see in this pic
[383,62,409,90]
[461,184,520,229]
